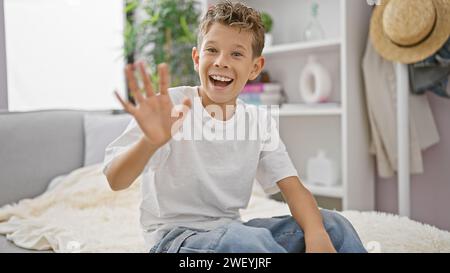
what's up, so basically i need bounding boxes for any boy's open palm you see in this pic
[115,62,192,147]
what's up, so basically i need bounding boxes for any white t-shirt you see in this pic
[103,86,299,251]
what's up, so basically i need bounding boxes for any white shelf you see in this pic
[204,0,375,211]
[262,39,341,56]
[274,103,342,117]
[303,182,344,198]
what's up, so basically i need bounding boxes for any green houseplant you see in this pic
[123,0,140,101]
[123,0,200,99]
[141,0,200,87]
[124,0,139,65]
[260,12,273,47]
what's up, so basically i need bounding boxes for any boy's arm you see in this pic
[106,61,191,191]
[277,176,337,253]
[105,136,160,191]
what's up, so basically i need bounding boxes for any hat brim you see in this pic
[370,0,450,64]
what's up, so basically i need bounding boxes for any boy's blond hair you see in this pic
[197,1,265,58]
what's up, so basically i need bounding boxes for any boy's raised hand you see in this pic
[115,62,192,147]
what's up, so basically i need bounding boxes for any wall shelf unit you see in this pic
[263,39,341,55]
[202,0,374,211]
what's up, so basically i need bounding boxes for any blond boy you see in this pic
[105,1,366,253]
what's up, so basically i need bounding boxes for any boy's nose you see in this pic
[214,54,229,68]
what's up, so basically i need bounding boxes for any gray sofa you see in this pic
[0,109,129,252]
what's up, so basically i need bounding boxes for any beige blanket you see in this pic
[0,164,290,252]
[1,164,449,252]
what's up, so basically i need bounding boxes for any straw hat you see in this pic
[370,0,450,64]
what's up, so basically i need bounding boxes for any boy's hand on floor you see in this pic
[305,231,337,253]
[115,62,192,148]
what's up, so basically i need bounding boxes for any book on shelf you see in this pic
[239,82,283,105]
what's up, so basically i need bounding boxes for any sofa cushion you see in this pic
[0,110,110,207]
[83,113,131,166]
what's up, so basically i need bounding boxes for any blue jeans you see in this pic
[149,209,367,253]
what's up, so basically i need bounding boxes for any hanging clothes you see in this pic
[409,38,450,98]
[362,37,440,178]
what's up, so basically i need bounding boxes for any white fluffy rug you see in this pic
[0,164,449,253]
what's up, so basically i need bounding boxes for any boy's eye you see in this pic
[232,52,243,57]
[206,48,217,53]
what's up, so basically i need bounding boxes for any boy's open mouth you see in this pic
[209,75,234,88]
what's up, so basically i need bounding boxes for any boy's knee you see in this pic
[321,210,353,235]
[320,210,366,253]
[217,224,285,253]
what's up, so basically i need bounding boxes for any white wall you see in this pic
[4,0,126,111]
[0,0,7,110]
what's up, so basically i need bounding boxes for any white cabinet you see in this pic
[201,0,374,211]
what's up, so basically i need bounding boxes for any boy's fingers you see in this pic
[125,64,138,93]
[125,64,145,104]
[114,90,135,115]
[138,62,155,97]
[158,63,170,95]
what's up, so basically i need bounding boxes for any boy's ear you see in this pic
[192,47,199,72]
[249,56,265,81]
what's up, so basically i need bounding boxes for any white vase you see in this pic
[302,2,325,42]
[299,55,332,104]
[264,33,273,48]
[306,150,339,186]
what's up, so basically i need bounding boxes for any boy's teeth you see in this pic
[211,75,232,82]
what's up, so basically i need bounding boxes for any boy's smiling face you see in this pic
[192,23,265,107]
